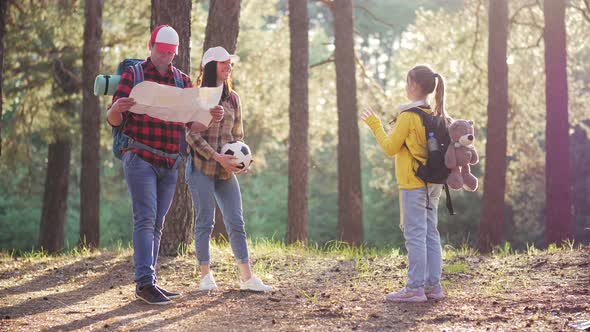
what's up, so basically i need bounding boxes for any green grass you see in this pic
[2,238,584,265]
[443,261,469,274]
[443,243,478,260]
[493,242,514,257]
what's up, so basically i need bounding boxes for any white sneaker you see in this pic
[199,272,218,291]
[239,275,273,292]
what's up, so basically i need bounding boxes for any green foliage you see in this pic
[2,0,589,252]
[377,0,590,248]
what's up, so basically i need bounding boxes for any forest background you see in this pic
[1,0,589,252]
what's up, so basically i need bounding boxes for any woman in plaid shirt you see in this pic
[186,47,272,292]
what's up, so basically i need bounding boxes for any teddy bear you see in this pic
[445,119,479,191]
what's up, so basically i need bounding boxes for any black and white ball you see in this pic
[220,141,253,170]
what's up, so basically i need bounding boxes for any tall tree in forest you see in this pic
[203,0,241,240]
[286,0,309,244]
[0,0,7,157]
[39,1,82,253]
[543,0,572,245]
[331,0,363,245]
[80,0,104,248]
[479,0,509,253]
[39,50,80,253]
[39,129,71,253]
[151,0,194,256]
[571,123,590,243]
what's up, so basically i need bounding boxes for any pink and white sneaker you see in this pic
[386,286,427,302]
[425,285,446,300]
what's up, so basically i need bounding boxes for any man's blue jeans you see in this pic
[123,152,178,288]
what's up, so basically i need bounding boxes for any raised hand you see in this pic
[360,107,378,122]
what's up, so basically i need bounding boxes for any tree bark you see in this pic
[479,0,509,253]
[151,0,194,256]
[203,0,241,240]
[39,129,72,253]
[286,0,309,244]
[0,0,7,157]
[79,0,103,249]
[544,0,572,245]
[203,0,241,54]
[571,123,590,244]
[332,0,363,245]
[39,34,80,253]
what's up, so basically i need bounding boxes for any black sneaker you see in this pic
[156,285,180,299]
[135,285,172,305]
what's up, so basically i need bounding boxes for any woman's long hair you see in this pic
[407,65,451,124]
[196,61,234,102]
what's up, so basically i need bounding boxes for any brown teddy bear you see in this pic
[445,119,479,191]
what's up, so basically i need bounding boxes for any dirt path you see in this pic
[1,245,588,331]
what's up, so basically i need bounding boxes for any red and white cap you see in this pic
[202,46,240,67]
[150,25,179,54]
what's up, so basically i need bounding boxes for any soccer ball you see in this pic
[220,141,253,170]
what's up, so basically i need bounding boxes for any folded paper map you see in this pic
[128,81,223,125]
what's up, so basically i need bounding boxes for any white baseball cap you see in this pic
[150,25,179,54]
[202,46,240,67]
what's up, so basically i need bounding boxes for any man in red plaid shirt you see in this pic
[106,25,223,305]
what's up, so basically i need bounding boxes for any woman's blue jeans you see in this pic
[186,162,249,265]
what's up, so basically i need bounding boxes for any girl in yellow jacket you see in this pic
[361,65,451,302]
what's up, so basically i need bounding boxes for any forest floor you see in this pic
[0,241,589,332]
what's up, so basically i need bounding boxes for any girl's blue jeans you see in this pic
[400,184,443,289]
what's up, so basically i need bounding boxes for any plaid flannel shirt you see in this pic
[187,91,243,180]
[110,57,192,169]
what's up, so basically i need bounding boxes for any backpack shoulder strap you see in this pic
[402,107,434,128]
[120,62,144,130]
[131,62,144,87]
[172,67,185,88]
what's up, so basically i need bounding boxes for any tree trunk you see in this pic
[151,0,194,256]
[479,0,509,253]
[571,123,590,244]
[332,0,363,245]
[151,0,192,72]
[544,0,572,245]
[203,0,241,241]
[39,32,80,253]
[286,0,309,244]
[203,0,241,53]
[79,0,103,249]
[39,131,72,253]
[0,0,7,157]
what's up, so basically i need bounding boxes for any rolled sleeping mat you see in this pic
[94,74,121,96]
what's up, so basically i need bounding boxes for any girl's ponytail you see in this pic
[434,74,444,116]
[433,73,451,123]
